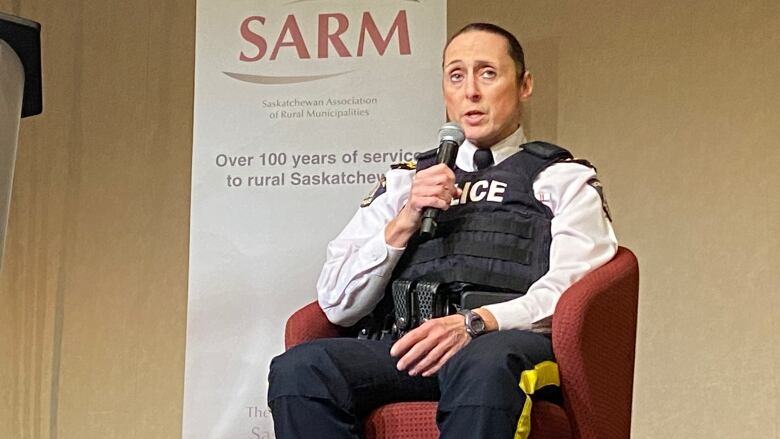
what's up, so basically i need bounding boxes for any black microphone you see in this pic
[419,122,466,238]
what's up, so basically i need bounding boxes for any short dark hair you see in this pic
[443,23,526,82]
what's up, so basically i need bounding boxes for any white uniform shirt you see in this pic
[316,127,618,332]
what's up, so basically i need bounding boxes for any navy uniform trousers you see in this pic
[268,329,559,438]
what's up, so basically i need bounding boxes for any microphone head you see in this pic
[438,122,465,146]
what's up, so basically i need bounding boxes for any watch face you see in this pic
[471,317,486,334]
[464,310,486,337]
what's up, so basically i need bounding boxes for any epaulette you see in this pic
[387,147,438,171]
[390,160,416,170]
[522,141,572,161]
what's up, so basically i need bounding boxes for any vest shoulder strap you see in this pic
[414,147,439,171]
[521,141,572,161]
[415,147,438,160]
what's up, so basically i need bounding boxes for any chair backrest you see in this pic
[552,247,639,439]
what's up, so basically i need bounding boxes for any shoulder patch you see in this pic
[360,174,387,208]
[522,141,572,160]
[587,177,612,222]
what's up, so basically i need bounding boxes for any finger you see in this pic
[410,184,452,200]
[397,334,440,372]
[406,195,452,213]
[420,346,461,377]
[390,326,427,358]
[414,326,469,377]
[410,181,455,202]
[396,319,455,371]
[411,177,454,196]
[409,339,452,376]
[415,167,455,187]
[412,171,455,197]
[416,163,452,176]
[394,322,445,371]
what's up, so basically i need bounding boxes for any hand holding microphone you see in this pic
[419,122,465,238]
[384,123,465,247]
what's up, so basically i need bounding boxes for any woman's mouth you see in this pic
[463,110,484,124]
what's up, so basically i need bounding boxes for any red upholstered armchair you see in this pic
[284,246,639,439]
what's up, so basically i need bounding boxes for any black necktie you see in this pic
[473,149,494,171]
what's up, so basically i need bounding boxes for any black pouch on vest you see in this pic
[414,281,452,323]
[460,291,524,309]
[391,279,415,338]
[442,281,525,310]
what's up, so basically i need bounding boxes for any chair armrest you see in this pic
[284,300,348,350]
[552,246,639,439]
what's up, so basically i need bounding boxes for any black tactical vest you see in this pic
[391,141,573,294]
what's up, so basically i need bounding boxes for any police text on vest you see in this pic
[451,180,507,206]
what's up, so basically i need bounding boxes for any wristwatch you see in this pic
[457,309,487,338]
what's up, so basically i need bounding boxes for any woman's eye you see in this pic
[481,70,496,79]
[449,72,463,82]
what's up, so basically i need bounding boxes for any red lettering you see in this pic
[318,13,351,58]
[239,10,413,62]
[357,10,411,56]
[270,15,311,60]
[239,16,267,62]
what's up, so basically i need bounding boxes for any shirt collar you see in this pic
[455,126,528,172]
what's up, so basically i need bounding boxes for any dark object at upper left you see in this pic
[0,12,42,117]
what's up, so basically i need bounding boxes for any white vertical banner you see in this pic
[183,1,446,438]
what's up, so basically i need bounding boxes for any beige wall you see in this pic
[0,1,194,438]
[1,1,777,438]
[449,1,780,437]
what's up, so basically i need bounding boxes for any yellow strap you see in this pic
[514,361,560,439]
